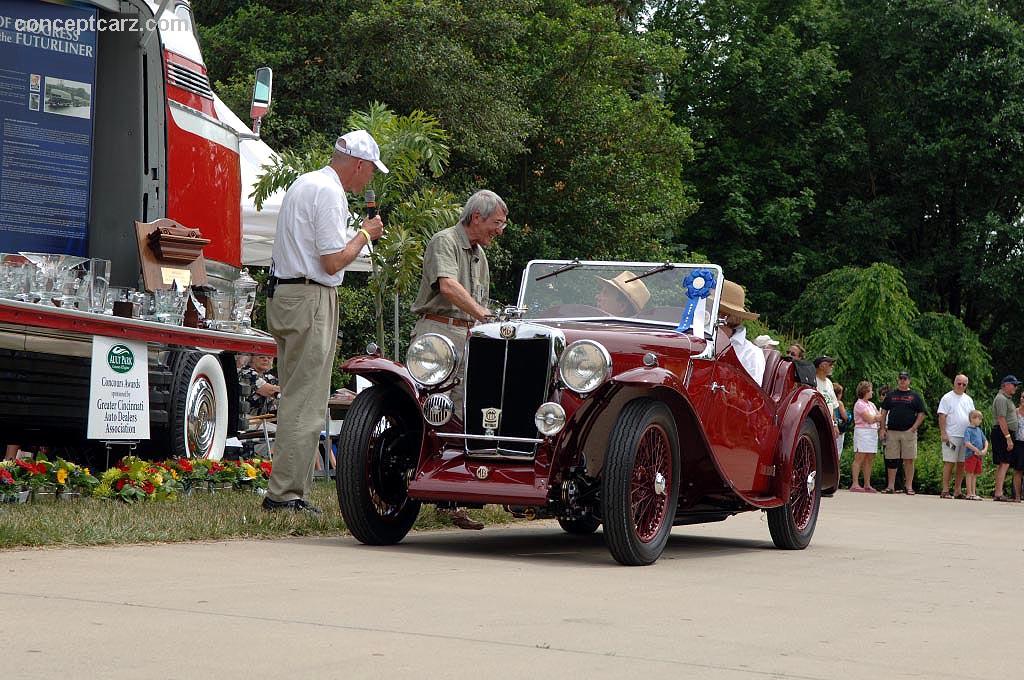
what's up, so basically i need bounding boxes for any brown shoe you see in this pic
[450,508,484,530]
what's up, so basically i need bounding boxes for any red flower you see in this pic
[210,462,224,472]
[142,481,155,494]
[117,464,130,472]
[259,462,272,476]
[177,459,193,472]
[0,468,14,484]
[115,479,127,491]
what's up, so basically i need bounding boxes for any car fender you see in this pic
[774,388,839,498]
[340,355,420,402]
[559,368,724,505]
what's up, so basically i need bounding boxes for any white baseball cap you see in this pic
[334,129,389,173]
[753,334,780,348]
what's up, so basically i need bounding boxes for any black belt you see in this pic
[270,276,328,286]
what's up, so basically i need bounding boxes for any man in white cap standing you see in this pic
[262,130,387,514]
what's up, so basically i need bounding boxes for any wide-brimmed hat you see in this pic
[597,272,651,313]
[718,279,759,320]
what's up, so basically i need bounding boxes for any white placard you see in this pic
[87,336,150,440]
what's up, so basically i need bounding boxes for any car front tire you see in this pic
[337,385,421,545]
[601,399,680,566]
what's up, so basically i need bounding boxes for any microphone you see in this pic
[365,189,377,219]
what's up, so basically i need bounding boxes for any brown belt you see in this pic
[421,313,474,328]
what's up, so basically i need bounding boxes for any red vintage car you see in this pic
[336,260,838,565]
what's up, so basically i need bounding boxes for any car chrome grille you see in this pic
[464,331,553,457]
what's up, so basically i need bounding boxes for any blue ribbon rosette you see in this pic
[676,269,717,333]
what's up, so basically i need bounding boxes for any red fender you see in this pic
[775,389,839,499]
[340,355,420,402]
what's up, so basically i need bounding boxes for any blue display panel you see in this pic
[0,0,98,256]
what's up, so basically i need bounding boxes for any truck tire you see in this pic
[169,351,228,460]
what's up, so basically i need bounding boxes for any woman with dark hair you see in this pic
[851,380,883,492]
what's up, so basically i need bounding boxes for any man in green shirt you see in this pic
[409,189,508,529]
[991,375,1021,501]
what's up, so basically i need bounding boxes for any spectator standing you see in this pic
[813,356,842,455]
[991,375,1022,502]
[880,371,926,494]
[410,189,509,530]
[834,382,850,454]
[787,343,805,360]
[851,381,882,492]
[936,374,974,499]
[963,410,987,501]
[261,130,386,514]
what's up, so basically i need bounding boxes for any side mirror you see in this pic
[250,67,273,134]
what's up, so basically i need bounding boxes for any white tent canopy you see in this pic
[213,96,372,272]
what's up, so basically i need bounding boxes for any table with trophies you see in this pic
[0,251,276,355]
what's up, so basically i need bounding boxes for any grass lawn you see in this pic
[0,481,514,549]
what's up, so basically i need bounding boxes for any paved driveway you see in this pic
[1,491,1019,679]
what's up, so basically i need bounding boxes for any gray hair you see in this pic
[458,190,507,227]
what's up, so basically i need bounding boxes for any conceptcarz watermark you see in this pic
[13,15,188,36]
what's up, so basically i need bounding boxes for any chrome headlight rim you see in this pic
[558,339,612,395]
[405,333,458,387]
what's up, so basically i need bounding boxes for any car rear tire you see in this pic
[558,514,601,535]
[337,385,421,545]
[767,418,822,549]
[169,351,228,460]
[601,399,680,566]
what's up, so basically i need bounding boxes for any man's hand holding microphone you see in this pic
[358,189,384,246]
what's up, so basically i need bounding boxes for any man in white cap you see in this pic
[262,130,387,514]
[716,279,765,384]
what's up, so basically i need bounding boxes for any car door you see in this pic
[696,345,777,495]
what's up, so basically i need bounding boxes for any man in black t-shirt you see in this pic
[880,371,927,494]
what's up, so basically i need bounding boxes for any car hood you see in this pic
[521,319,707,363]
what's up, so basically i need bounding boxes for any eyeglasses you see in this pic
[955,382,968,386]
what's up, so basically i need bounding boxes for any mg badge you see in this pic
[482,407,501,436]
[476,466,490,480]
[499,324,516,339]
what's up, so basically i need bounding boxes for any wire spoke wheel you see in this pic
[602,400,680,566]
[768,419,822,549]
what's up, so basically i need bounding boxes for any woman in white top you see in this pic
[851,381,884,492]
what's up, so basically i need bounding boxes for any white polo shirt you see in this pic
[270,166,355,287]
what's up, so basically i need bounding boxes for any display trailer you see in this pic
[0,0,277,464]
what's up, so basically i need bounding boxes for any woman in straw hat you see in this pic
[595,271,651,317]
[717,279,765,384]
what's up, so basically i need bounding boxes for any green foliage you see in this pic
[913,312,993,388]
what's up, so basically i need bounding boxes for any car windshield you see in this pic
[517,260,723,337]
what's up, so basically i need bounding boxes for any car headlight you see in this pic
[558,340,611,394]
[405,333,457,386]
[535,402,566,436]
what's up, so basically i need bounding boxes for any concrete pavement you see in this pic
[1,491,1021,679]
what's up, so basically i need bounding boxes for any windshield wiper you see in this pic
[624,263,676,282]
[535,259,582,281]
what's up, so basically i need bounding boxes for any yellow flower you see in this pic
[84,468,90,476]
[153,473,164,486]
[56,468,68,485]
[243,464,258,479]
[170,469,178,480]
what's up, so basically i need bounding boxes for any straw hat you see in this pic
[718,279,759,320]
[597,271,651,314]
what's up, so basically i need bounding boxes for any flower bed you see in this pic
[2,456,272,503]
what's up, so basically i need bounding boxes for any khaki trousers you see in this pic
[266,283,338,501]
[411,317,471,417]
